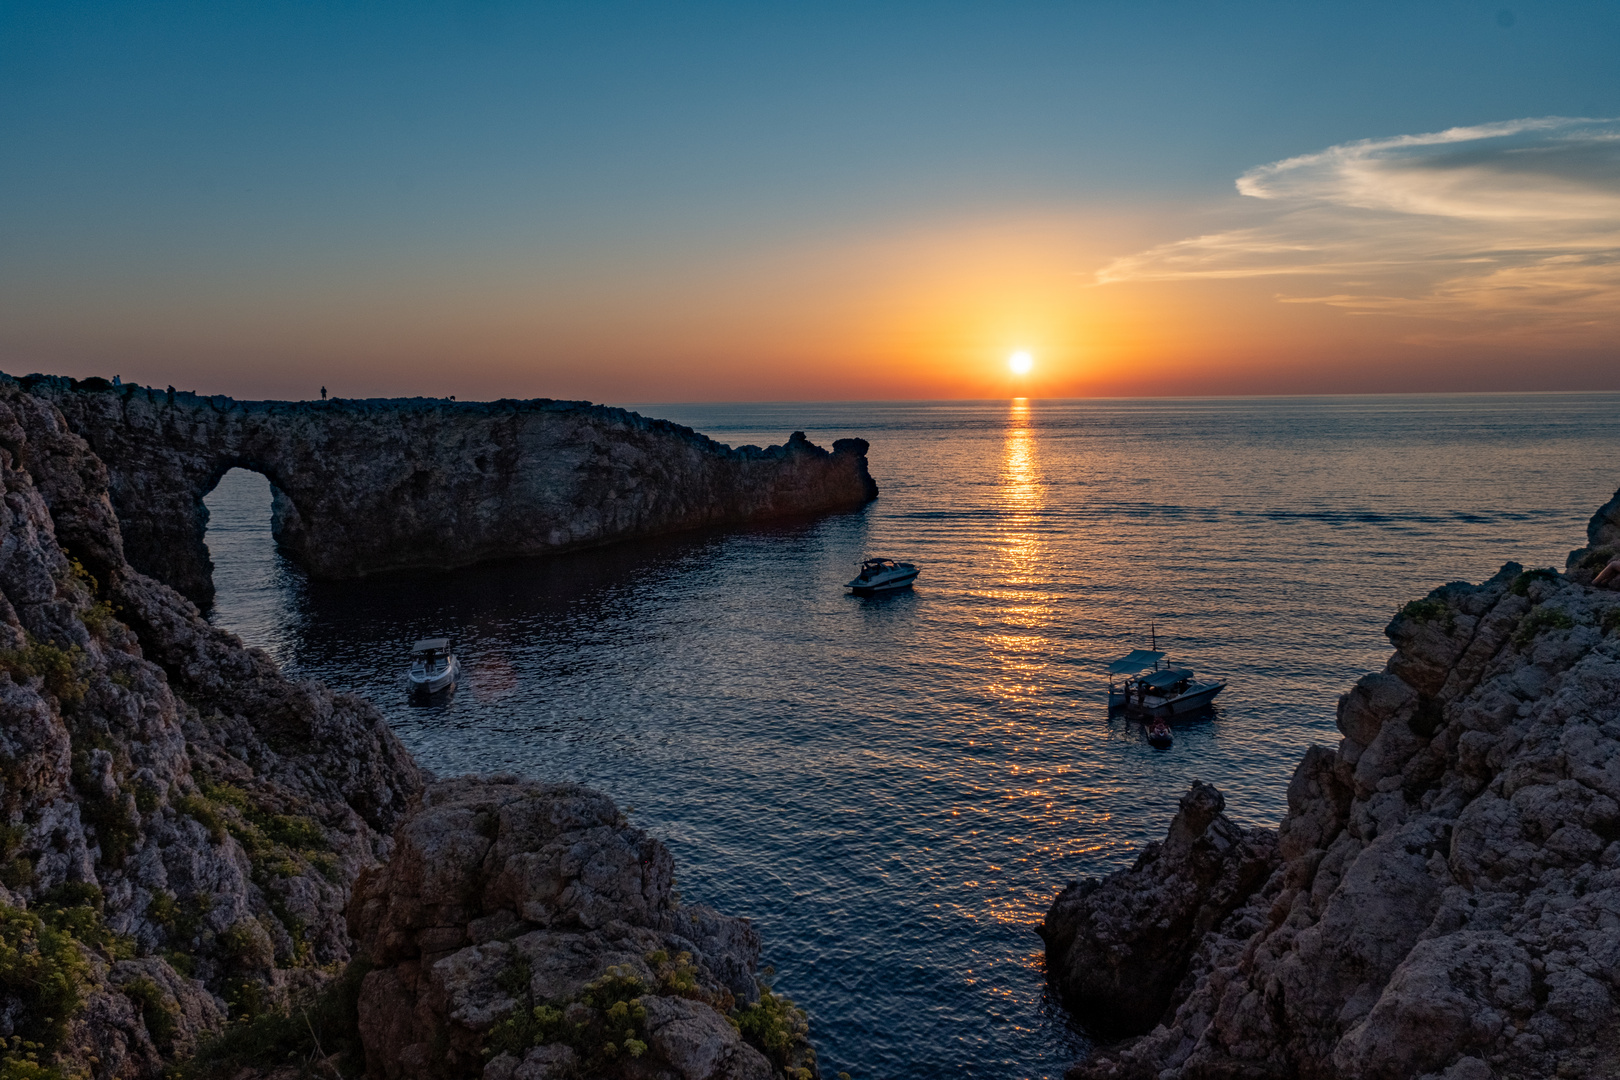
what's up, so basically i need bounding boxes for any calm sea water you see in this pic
[203,396,1620,1079]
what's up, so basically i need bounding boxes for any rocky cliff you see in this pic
[0,383,814,1080]
[0,382,422,1077]
[1044,489,1620,1080]
[19,375,878,606]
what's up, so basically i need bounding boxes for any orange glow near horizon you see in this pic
[7,203,1618,402]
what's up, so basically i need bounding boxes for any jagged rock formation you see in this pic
[0,379,819,1080]
[1047,489,1620,1080]
[0,383,421,1077]
[1040,782,1278,1037]
[20,374,879,606]
[349,777,815,1080]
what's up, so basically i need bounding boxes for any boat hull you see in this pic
[408,656,460,695]
[848,570,919,595]
[1115,681,1225,718]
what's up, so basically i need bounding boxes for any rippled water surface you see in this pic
[204,396,1620,1079]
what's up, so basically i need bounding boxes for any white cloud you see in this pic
[1097,117,1620,336]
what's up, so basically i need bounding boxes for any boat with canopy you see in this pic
[1105,639,1225,718]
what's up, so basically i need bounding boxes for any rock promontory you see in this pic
[19,375,878,606]
[1045,489,1620,1079]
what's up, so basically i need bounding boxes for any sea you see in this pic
[202,395,1620,1079]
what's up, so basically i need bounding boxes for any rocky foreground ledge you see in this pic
[0,382,814,1080]
[1043,489,1620,1079]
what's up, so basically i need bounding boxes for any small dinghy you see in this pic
[847,557,920,595]
[407,638,459,696]
[1145,718,1174,747]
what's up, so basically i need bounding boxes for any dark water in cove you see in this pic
[204,395,1620,1079]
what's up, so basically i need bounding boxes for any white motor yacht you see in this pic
[408,638,460,695]
[847,557,920,595]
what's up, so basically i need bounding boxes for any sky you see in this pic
[2,1,1618,402]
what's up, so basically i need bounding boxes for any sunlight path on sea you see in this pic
[205,395,1620,1079]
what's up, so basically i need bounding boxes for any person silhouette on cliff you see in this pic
[320,386,327,400]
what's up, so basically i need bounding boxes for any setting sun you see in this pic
[1008,350,1034,375]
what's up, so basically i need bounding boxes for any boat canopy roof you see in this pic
[861,557,898,567]
[412,637,450,654]
[1141,667,1194,690]
[1107,649,1165,674]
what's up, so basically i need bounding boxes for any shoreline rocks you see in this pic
[350,777,813,1080]
[1046,489,1620,1080]
[1039,781,1278,1038]
[19,373,879,606]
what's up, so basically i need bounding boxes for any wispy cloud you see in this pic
[1098,118,1620,338]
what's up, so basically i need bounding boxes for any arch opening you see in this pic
[202,467,302,650]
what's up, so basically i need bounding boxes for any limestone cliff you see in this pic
[0,382,421,1077]
[0,383,813,1080]
[19,375,878,606]
[1045,488,1620,1080]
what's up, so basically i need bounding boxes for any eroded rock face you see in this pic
[0,383,421,1078]
[1040,782,1278,1036]
[1055,488,1620,1080]
[348,777,812,1080]
[22,375,878,605]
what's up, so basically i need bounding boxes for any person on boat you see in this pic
[1595,556,1620,588]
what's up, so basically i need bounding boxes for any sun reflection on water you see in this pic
[985,397,1060,709]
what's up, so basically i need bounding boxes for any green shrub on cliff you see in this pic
[0,637,87,706]
[0,1051,70,1080]
[172,782,330,970]
[178,958,370,1080]
[1510,567,1561,597]
[122,977,179,1051]
[485,965,651,1065]
[1516,606,1576,645]
[733,985,816,1080]
[0,902,92,1060]
[1397,597,1450,626]
[35,883,136,961]
[647,948,718,1003]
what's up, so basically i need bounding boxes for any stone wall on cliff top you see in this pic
[18,374,879,606]
[0,382,421,1078]
[1044,486,1620,1080]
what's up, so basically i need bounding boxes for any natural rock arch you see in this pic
[20,375,878,606]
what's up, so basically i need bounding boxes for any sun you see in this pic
[1008,350,1034,375]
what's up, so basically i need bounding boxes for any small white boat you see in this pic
[408,638,459,695]
[847,557,920,595]
[1106,648,1225,718]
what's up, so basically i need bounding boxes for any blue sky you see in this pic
[2,2,1617,399]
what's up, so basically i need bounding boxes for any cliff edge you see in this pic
[1044,487,1620,1080]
